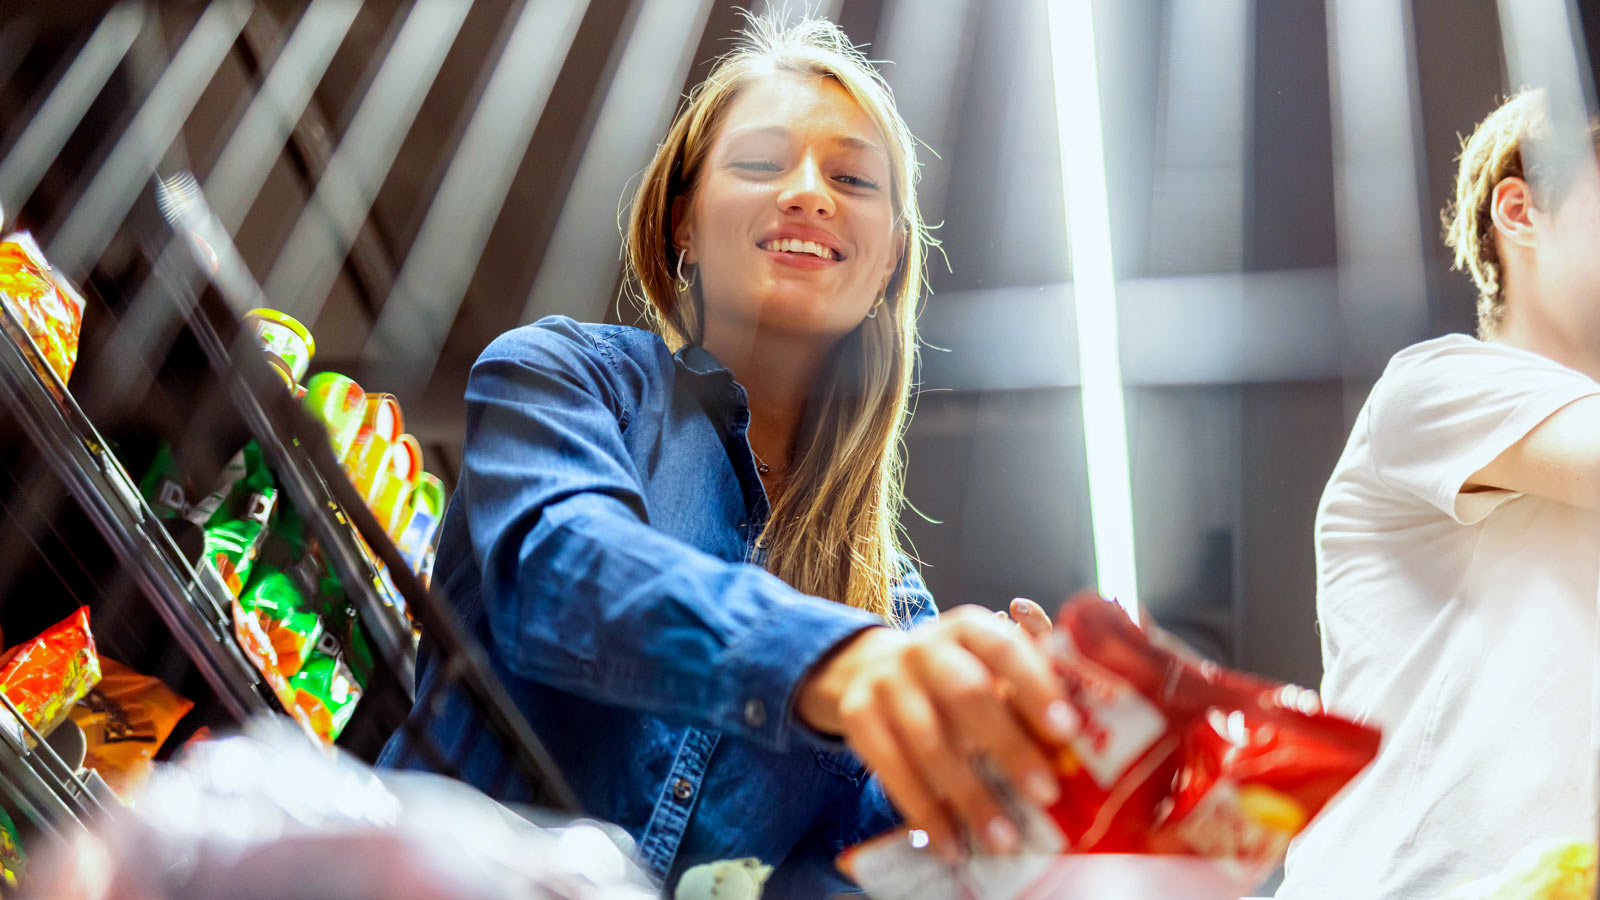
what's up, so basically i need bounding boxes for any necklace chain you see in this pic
[752,449,781,476]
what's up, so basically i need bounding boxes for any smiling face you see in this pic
[673,72,903,345]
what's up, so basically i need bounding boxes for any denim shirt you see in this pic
[378,316,937,896]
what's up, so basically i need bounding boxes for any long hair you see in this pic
[623,13,929,624]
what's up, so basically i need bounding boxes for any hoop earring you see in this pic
[675,248,695,293]
[865,294,885,319]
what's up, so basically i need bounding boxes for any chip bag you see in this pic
[0,232,85,385]
[69,658,194,800]
[238,565,323,678]
[198,443,279,596]
[840,594,1381,900]
[1043,594,1379,869]
[289,644,362,743]
[0,804,23,889]
[231,596,297,712]
[0,607,102,736]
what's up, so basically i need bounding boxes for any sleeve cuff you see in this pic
[715,593,883,752]
[1443,384,1600,524]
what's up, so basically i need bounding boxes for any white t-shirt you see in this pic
[1278,335,1600,900]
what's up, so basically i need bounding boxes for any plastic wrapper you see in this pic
[841,594,1381,900]
[230,597,298,714]
[199,443,278,597]
[238,566,323,678]
[0,232,85,386]
[141,442,278,596]
[68,658,194,801]
[19,718,657,900]
[289,647,361,742]
[0,607,102,736]
[0,805,24,889]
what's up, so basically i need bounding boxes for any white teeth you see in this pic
[760,238,835,259]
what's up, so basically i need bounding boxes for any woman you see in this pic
[381,14,1071,895]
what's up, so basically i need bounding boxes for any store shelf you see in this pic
[181,308,417,700]
[157,226,574,808]
[0,300,280,722]
[0,694,118,839]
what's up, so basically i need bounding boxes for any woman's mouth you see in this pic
[758,238,840,260]
[758,238,843,269]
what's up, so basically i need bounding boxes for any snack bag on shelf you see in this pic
[0,607,102,737]
[238,565,324,679]
[68,657,194,800]
[0,805,23,889]
[198,443,279,597]
[0,232,86,385]
[289,643,362,743]
[230,596,297,713]
[840,593,1382,900]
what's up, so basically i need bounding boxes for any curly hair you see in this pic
[1443,89,1600,336]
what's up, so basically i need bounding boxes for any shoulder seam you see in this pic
[581,329,634,432]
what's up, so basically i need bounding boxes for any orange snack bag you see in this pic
[0,606,102,735]
[0,232,85,384]
[69,657,194,798]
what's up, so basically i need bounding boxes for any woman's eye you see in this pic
[836,173,881,190]
[732,160,782,172]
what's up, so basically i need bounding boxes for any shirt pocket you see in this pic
[812,747,868,785]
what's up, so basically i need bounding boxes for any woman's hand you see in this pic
[1007,598,1052,640]
[793,605,1076,861]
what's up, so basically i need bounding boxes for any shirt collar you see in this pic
[671,343,732,380]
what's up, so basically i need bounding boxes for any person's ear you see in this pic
[672,194,697,263]
[1491,176,1539,249]
[884,225,907,284]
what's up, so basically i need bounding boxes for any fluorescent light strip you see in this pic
[1046,0,1140,624]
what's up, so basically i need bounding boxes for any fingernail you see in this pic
[986,816,1020,853]
[1026,771,1060,806]
[1046,700,1079,740]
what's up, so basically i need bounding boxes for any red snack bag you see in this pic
[1047,593,1380,870]
[0,606,103,736]
[839,594,1381,900]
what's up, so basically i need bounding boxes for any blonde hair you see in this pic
[624,13,929,623]
[1444,88,1600,336]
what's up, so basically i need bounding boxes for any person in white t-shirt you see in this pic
[1278,89,1600,899]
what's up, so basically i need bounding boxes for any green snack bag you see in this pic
[138,442,190,521]
[198,442,278,596]
[237,566,323,679]
[289,645,362,742]
[0,805,25,888]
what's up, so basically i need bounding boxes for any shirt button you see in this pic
[744,698,767,728]
[755,537,769,550]
[672,778,694,802]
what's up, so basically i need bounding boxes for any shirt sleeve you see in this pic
[462,317,882,752]
[1365,337,1600,525]
[891,554,939,627]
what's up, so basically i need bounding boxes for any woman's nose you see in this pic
[776,156,835,218]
